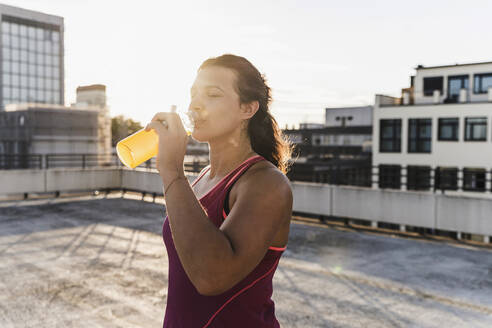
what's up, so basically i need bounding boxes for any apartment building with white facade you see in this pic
[373,61,492,193]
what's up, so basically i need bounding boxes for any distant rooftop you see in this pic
[415,60,492,70]
[4,102,99,113]
[325,105,372,110]
[76,84,106,92]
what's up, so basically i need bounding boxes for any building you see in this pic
[0,4,64,109]
[325,105,373,128]
[0,103,99,169]
[0,84,112,169]
[284,105,373,184]
[373,61,492,193]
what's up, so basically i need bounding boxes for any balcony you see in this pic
[377,87,492,107]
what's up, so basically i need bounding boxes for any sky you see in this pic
[4,0,492,128]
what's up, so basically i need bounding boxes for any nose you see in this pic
[188,96,203,115]
[187,101,201,123]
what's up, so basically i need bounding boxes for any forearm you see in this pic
[162,174,235,291]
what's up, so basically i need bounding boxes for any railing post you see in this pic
[457,167,463,192]
[82,154,86,169]
[401,166,407,191]
[372,165,379,189]
[486,169,491,194]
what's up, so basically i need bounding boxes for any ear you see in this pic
[239,100,260,120]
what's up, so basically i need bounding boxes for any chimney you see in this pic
[76,84,107,108]
[403,92,410,105]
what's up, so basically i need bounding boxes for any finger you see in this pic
[145,121,169,134]
[152,113,183,133]
[151,112,178,123]
[145,120,166,132]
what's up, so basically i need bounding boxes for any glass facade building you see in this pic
[0,5,64,109]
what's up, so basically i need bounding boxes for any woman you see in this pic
[145,54,293,328]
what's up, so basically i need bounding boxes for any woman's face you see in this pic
[188,66,246,143]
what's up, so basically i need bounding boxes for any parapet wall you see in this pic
[1,168,491,237]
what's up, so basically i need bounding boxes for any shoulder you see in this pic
[236,160,292,203]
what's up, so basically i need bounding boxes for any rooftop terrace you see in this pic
[0,195,491,327]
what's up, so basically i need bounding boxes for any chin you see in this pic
[190,128,208,143]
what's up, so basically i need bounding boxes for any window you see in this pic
[473,73,492,94]
[12,87,19,99]
[2,86,10,98]
[20,63,27,75]
[11,61,19,74]
[379,119,401,152]
[447,75,468,102]
[11,23,19,35]
[435,167,458,191]
[407,166,431,191]
[2,60,11,73]
[463,168,486,192]
[19,25,27,37]
[20,37,27,50]
[36,27,43,40]
[3,73,11,85]
[465,117,487,141]
[408,118,432,153]
[423,76,443,96]
[28,39,36,52]
[11,35,19,48]
[28,64,36,75]
[438,118,459,141]
[12,75,19,87]
[20,88,27,101]
[28,26,35,39]
[2,33,10,46]
[28,88,35,101]
[2,47,10,60]
[2,21,10,33]
[379,165,401,189]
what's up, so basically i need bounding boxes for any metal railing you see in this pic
[0,154,43,170]
[0,153,209,174]
[288,164,492,194]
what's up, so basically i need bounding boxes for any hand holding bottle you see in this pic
[116,107,192,170]
[144,111,190,180]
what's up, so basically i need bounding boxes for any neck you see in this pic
[207,127,257,180]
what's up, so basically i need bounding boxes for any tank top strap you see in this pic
[223,155,265,190]
[191,165,211,187]
[191,155,265,201]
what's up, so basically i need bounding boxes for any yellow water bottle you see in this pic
[116,128,160,168]
[116,106,192,169]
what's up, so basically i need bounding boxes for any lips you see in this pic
[193,120,205,128]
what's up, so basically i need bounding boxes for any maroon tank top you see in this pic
[162,155,286,327]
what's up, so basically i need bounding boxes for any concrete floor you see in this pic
[0,195,491,328]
